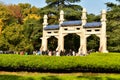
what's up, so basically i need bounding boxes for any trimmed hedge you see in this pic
[0,53,120,73]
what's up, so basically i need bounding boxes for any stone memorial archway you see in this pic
[40,8,108,54]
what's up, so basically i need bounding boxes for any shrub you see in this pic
[0,53,120,73]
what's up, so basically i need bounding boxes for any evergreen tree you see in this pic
[106,0,120,52]
[40,0,82,24]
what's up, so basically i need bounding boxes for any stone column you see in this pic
[41,37,48,51]
[56,10,65,52]
[57,28,64,52]
[59,10,64,25]
[40,15,48,51]
[78,8,87,55]
[60,35,64,51]
[83,36,87,55]
[81,8,87,26]
[79,31,87,55]
[99,10,108,53]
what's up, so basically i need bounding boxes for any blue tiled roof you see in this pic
[44,25,59,30]
[61,20,82,26]
[84,22,101,28]
[44,21,101,30]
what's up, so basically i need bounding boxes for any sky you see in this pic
[0,0,119,15]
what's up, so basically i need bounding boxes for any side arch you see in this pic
[47,36,58,51]
[86,34,100,52]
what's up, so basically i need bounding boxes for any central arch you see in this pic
[64,33,80,52]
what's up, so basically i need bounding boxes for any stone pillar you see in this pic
[78,8,87,55]
[80,37,87,55]
[99,10,108,53]
[79,31,87,55]
[59,10,64,25]
[81,8,87,26]
[56,10,65,52]
[43,15,48,28]
[41,37,48,51]
[40,15,48,51]
[57,28,64,52]
[59,35,64,51]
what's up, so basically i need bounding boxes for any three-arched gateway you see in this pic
[40,8,108,55]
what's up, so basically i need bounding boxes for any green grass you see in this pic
[1,72,120,80]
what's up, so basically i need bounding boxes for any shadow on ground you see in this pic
[0,75,120,80]
[0,75,34,80]
[0,75,61,80]
[77,76,120,80]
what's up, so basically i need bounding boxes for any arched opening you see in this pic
[87,34,100,52]
[64,33,80,52]
[47,36,58,51]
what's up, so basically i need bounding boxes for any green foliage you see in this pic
[63,7,82,20]
[41,0,82,24]
[0,23,24,51]
[0,4,11,21]
[18,3,31,17]
[106,1,120,52]
[8,4,23,24]
[23,18,42,50]
[0,53,120,73]
[0,3,42,51]
[87,14,100,22]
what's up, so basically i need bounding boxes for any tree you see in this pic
[0,3,12,31]
[106,0,120,52]
[40,0,82,24]
[23,18,42,51]
[0,23,24,51]
[87,14,100,22]
[8,4,23,24]
[46,0,81,10]
[18,3,31,18]
[0,2,43,52]
[0,19,3,34]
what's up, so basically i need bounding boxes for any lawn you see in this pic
[0,71,120,80]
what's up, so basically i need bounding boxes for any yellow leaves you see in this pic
[0,4,11,20]
[23,14,41,21]
[0,19,3,35]
[0,19,3,25]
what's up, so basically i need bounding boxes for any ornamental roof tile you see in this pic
[84,22,101,28]
[44,21,102,30]
[61,20,82,27]
[44,25,59,30]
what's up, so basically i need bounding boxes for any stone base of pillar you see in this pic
[78,48,87,55]
[102,50,109,53]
